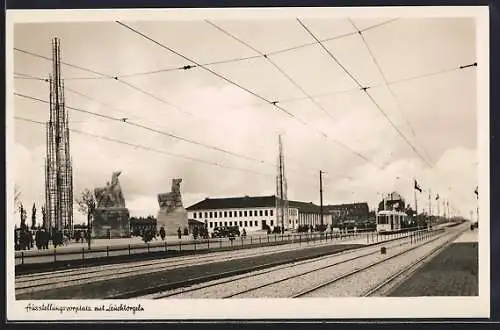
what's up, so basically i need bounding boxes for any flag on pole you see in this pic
[435,193,440,200]
[414,180,422,193]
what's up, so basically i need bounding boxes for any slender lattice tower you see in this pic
[45,37,73,235]
[275,134,289,230]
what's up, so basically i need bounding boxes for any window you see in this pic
[205,212,208,218]
[224,221,228,226]
[239,221,242,226]
[254,221,258,226]
[249,210,253,216]
[289,220,291,224]
[229,221,232,226]
[270,220,274,226]
[214,212,218,218]
[219,211,223,218]
[219,222,222,227]
[199,212,202,218]
[244,221,248,227]
[270,210,274,216]
[265,210,268,216]
[239,211,242,217]
[249,221,252,227]
[209,222,213,228]
[209,212,213,218]
[244,211,248,217]
[229,211,232,217]
[259,210,263,216]
[224,211,227,217]
[193,213,197,219]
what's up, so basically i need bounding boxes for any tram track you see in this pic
[146,228,444,299]
[294,225,467,298]
[16,235,348,295]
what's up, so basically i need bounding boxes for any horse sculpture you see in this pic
[94,171,126,208]
[158,178,183,213]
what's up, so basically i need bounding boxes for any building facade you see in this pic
[324,202,370,225]
[186,195,331,234]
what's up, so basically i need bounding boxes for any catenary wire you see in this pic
[116,21,395,170]
[205,20,383,169]
[14,92,274,167]
[297,18,433,169]
[349,18,433,165]
[14,116,338,187]
[14,64,320,176]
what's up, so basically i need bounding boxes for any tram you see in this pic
[376,191,410,234]
[376,210,407,234]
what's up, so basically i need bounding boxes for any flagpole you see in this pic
[414,184,418,225]
[428,189,432,228]
[476,187,479,224]
[436,195,440,221]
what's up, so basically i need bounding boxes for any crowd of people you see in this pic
[14,227,90,251]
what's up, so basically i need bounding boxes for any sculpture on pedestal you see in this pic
[93,171,130,238]
[157,178,188,236]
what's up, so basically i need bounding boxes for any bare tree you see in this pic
[76,188,96,224]
[76,188,96,248]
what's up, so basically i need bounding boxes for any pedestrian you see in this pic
[160,227,166,240]
[177,227,182,239]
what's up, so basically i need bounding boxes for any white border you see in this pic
[6,6,490,321]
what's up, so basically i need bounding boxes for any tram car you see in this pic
[376,191,411,234]
[376,210,407,234]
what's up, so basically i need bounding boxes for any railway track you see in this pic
[294,225,467,298]
[15,231,374,296]
[145,228,447,299]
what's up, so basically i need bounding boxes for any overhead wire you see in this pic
[14,116,333,187]
[205,19,383,170]
[14,116,274,178]
[348,18,433,164]
[116,20,390,170]
[14,51,321,176]
[14,92,273,167]
[297,18,433,169]
[115,21,308,126]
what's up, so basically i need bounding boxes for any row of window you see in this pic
[209,220,270,228]
[193,209,274,219]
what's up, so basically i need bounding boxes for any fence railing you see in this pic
[15,226,437,266]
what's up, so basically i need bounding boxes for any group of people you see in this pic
[14,228,90,251]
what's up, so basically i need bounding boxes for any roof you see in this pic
[324,202,369,210]
[186,195,325,214]
[186,195,277,211]
[288,200,322,213]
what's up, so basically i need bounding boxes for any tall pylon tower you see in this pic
[275,134,289,231]
[45,37,74,235]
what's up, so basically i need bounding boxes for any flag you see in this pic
[435,193,440,200]
[474,186,478,197]
[414,180,422,193]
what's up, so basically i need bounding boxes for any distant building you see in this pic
[186,195,332,234]
[378,192,406,212]
[324,202,370,225]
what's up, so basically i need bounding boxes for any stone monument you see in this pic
[157,178,188,235]
[93,171,130,238]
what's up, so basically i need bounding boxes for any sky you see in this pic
[11,17,479,226]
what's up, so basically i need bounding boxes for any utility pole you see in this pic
[428,189,432,228]
[320,170,324,226]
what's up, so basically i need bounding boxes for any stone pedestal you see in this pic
[93,207,130,238]
[157,207,188,236]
